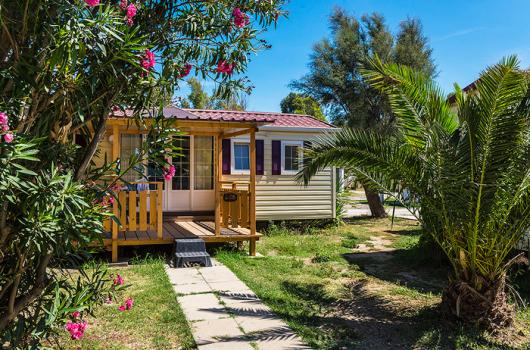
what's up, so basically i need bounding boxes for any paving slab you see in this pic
[199,340,255,350]
[234,313,288,334]
[172,281,212,295]
[178,293,227,321]
[192,318,246,346]
[199,265,240,283]
[208,280,253,294]
[165,267,204,286]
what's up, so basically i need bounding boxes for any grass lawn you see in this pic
[216,218,530,350]
[54,257,195,350]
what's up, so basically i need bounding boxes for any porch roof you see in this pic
[109,107,335,129]
[110,107,275,124]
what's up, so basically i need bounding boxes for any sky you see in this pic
[187,0,530,113]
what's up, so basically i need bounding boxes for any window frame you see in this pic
[230,139,251,175]
[281,140,304,175]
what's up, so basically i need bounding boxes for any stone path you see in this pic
[165,261,311,350]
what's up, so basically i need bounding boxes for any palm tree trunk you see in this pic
[442,274,515,330]
[364,186,387,218]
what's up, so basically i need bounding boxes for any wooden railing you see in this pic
[103,182,164,237]
[219,182,251,229]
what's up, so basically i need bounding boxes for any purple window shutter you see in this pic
[271,140,281,175]
[222,139,231,174]
[256,140,264,175]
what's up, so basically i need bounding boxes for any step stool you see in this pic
[174,238,212,268]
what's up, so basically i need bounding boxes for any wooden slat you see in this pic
[136,230,150,240]
[128,191,137,231]
[119,191,127,231]
[230,194,239,227]
[157,185,163,238]
[139,191,147,231]
[103,218,110,232]
[149,190,157,230]
[239,190,249,228]
[221,196,230,227]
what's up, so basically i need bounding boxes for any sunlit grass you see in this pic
[55,257,195,350]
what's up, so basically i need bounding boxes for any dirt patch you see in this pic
[326,278,441,350]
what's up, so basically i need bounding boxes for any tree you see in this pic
[0,0,283,345]
[181,77,248,111]
[292,8,435,218]
[186,77,211,109]
[300,56,530,331]
[280,92,326,121]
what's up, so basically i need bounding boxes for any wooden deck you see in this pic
[99,220,261,247]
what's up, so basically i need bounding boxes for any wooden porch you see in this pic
[101,219,261,246]
[101,118,263,262]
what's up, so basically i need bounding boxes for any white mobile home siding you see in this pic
[222,130,336,221]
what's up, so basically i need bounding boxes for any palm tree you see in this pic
[299,56,530,330]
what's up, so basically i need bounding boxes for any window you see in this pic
[120,134,143,183]
[194,136,214,190]
[232,141,250,172]
[171,136,190,190]
[281,141,303,174]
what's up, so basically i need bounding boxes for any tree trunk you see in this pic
[442,275,515,331]
[364,186,387,218]
[74,117,107,181]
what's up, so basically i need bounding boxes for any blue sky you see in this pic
[185,0,530,113]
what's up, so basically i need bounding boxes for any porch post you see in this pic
[215,133,222,236]
[111,125,120,262]
[249,127,257,256]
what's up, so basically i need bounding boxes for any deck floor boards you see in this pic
[99,220,261,248]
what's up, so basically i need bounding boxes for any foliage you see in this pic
[280,92,326,121]
[299,55,530,330]
[291,9,435,128]
[179,77,248,111]
[0,0,284,345]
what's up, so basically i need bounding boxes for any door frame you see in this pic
[164,135,215,212]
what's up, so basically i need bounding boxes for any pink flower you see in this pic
[126,3,137,25]
[84,0,100,7]
[108,196,115,205]
[163,165,176,181]
[72,311,81,319]
[232,8,250,28]
[3,133,14,143]
[141,49,156,70]
[178,63,192,78]
[113,273,124,286]
[2,125,8,132]
[105,295,113,304]
[0,112,7,126]
[118,297,134,311]
[216,60,235,75]
[65,320,87,340]
[119,0,128,10]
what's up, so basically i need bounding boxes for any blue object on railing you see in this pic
[136,183,149,192]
